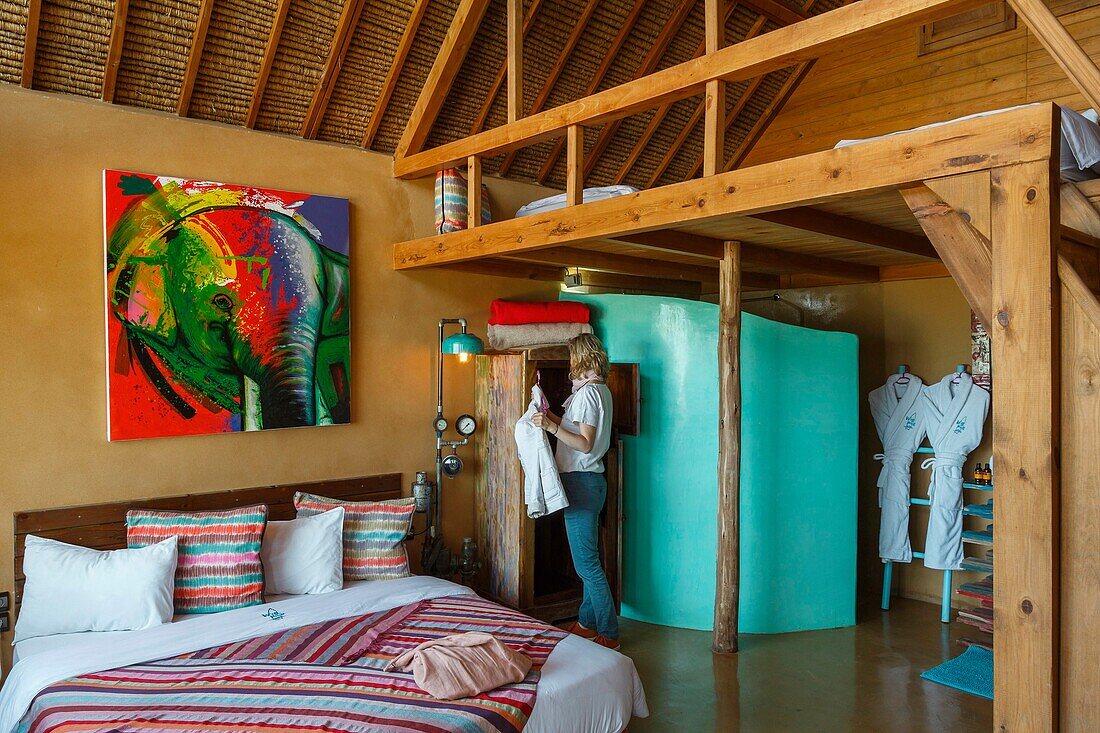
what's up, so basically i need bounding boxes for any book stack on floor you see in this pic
[487,300,592,351]
[957,498,994,652]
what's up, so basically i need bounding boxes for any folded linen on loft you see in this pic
[489,299,590,326]
[488,322,592,350]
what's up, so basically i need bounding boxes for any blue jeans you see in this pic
[561,471,618,639]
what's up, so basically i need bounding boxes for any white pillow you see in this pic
[261,506,344,595]
[15,535,177,642]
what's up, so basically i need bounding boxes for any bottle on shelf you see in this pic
[973,463,984,485]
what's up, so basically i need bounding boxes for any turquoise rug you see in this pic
[921,646,994,699]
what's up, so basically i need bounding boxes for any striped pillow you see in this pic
[294,492,415,581]
[126,505,267,614]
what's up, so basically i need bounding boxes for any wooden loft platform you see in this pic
[394,104,1069,294]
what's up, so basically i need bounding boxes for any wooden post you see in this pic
[567,125,583,206]
[990,154,1061,732]
[704,0,725,176]
[714,240,741,654]
[507,0,523,123]
[467,156,482,229]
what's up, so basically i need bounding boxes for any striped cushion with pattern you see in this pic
[294,492,415,581]
[126,504,267,614]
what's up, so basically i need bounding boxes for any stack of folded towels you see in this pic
[487,299,592,350]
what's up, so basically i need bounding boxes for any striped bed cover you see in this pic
[17,595,567,733]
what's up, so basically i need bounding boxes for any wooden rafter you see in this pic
[302,0,369,139]
[568,269,705,297]
[532,0,648,182]
[101,0,130,102]
[739,0,808,25]
[177,0,215,116]
[662,74,766,186]
[393,103,1052,269]
[246,0,291,129]
[21,0,41,88]
[580,0,697,180]
[750,207,939,259]
[1008,0,1100,111]
[723,60,815,171]
[396,0,491,159]
[703,0,726,178]
[362,0,429,147]
[394,0,988,179]
[495,0,604,175]
[468,0,546,135]
[507,0,523,123]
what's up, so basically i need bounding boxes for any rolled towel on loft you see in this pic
[488,322,593,351]
[489,299,591,326]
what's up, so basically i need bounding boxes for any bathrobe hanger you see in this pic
[951,364,967,385]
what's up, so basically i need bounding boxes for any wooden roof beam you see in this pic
[392,103,1055,269]
[502,0,640,179]
[396,0,492,158]
[21,0,41,88]
[468,0,545,134]
[739,0,808,25]
[580,0,698,181]
[247,0,292,129]
[302,0,369,139]
[723,60,815,171]
[177,0,215,116]
[101,0,129,102]
[362,0,429,147]
[750,207,939,259]
[1008,0,1100,111]
[608,231,880,281]
[395,0,987,179]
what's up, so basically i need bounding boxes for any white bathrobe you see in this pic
[869,374,927,563]
[514,385,569,519]
[920,372,990,570]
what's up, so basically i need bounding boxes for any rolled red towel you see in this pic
[489,299,590,326]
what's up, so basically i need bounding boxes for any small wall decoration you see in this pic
[105,170,350,441]
[971,310,991,392]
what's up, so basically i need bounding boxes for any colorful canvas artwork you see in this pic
[105,170,350,441]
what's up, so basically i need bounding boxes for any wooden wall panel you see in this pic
[1059,257,1100,733]
[745,5,1100,166]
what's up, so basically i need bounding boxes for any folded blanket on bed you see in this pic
[490,299,590,326]
[387,631,532,700]
[488,322,592,350]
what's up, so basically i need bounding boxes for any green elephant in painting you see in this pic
[108,178,350,430]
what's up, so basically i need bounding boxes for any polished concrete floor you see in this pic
[619,598,992,733]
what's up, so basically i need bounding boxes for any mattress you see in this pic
[4,576,648,733]
[516,185,639,217]
[835,103,1100,182]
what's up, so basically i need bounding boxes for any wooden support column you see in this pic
[704,0,725,177]
[567,125,583,206]
[1008,0,1100,111]
[714,240,741,655]
[21,0,41,88]
[467,156,482,229]
[102,0,130,102]
[990,156,1061,733]
[507,0,523,123]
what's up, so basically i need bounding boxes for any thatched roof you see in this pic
[2,0,838,188]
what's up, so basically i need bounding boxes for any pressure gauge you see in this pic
[433,415,448,433]
[441,453,464,479]
[456,414,478,437]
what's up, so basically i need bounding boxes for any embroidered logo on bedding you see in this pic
[954,417,967,434]
[905,414,916,431]
[262,608,285,621]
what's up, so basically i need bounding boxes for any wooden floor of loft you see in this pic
[392,104,1100,298]
[624,597,993,733]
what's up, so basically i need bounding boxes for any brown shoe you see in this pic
[594,634,621,651]
[563,621,597,639]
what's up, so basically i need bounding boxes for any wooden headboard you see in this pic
[13,473,402,605]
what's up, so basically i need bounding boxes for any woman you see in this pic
[531,333,619,650]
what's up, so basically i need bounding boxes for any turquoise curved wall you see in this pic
[562,293,858,633]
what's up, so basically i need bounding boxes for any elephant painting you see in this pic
[105,170,350,440]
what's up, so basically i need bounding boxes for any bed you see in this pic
[2,475,647,733]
